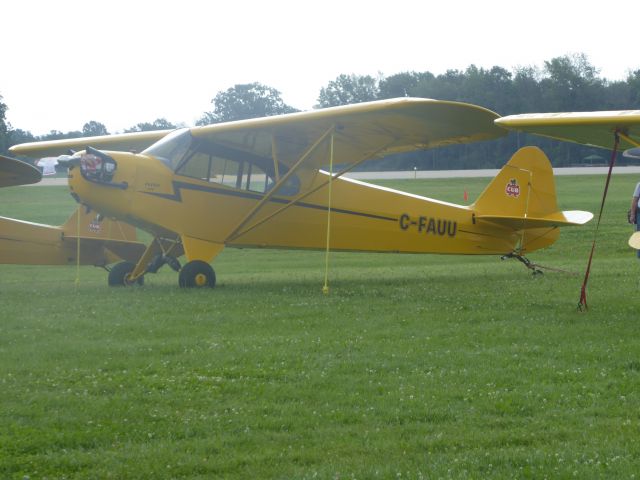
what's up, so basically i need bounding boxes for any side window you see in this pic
[177,151,210,180]
[241,163,273,193]
[211,157,241,188]
[174,139,296,196]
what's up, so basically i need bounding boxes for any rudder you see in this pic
[472,146,558,220]
[471,146,592,254]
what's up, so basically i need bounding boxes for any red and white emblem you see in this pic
[505,179,520,197]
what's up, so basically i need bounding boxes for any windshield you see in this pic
[142,128,192,170]
[143,128,300,196]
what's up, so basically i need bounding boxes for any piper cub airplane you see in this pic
[7,98,592,288]
[0,155,145,266]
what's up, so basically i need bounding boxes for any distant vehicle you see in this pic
[36,155,73,175]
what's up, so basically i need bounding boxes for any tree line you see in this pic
[1,53,639,170]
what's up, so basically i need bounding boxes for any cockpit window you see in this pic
[146,130,299,196]
[142,128,192,170]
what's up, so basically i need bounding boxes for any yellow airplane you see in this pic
[495,110,640,249]
[7,98,592,287]
[0,155,146,269]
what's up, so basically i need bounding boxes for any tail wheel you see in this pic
[108,261,144,286]
[179,260,216,288]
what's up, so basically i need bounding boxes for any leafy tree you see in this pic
[600,79,636,110]
[378,72,434,99]
[197,83,298,125]
[625,70,640,107]
[40,130,83,141]
[316,74,379,108]
[511,66,544,114]
[460,65,515,113]
[410,69,469,102]
[82,121,109,137]
[125,118,177,132]
[539,53,604,111]
[0,94,8,154]
[4,53,639,170]
[7,128,36,148]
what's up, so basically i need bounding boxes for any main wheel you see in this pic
[108,261,144,286]
[178,260,216,288]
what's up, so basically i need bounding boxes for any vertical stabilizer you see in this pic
[471,146,591,253]
[61,207,138,243]
[472,146,558,220]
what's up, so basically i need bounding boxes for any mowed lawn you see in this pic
[1,173,639,479]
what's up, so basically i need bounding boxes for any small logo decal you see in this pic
[88,217,102,233]
[505,179,520,198]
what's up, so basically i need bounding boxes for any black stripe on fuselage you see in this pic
[142,180,397,223]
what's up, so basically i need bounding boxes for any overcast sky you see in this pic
[3,0,639,135]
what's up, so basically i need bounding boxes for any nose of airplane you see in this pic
[79,148,117,181]
[68,149,138,220]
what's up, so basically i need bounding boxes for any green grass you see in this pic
[1,175,640,479]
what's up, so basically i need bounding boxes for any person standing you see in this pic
[629,181,640,257]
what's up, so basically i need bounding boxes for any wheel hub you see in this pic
[194,273,208,287]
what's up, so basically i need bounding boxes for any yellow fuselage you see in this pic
[68,151,520,261]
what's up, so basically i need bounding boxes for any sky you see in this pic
[3,0,639,136]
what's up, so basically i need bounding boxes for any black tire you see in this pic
[108,261,144,286]
[178,260,216,288]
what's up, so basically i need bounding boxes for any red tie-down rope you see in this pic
[577,132,621,311]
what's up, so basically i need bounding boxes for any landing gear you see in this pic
[108,261,145,286]
[179,260,216,288]
[146,253,181,273]
[501,252,543,275]
[107,236,220,288]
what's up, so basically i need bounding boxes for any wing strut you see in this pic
[619,131,640,148]
[226,137,399,243]
[224,125,336,243]
[322,132,335,295]
[272,136,280,181]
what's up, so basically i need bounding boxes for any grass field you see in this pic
[1,174,640,479]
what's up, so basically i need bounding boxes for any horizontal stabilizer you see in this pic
[477,210,593,229]
[0,207,146,266]
[62,236,146,265]
[624,147,640,159]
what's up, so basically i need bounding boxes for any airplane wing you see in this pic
[0,154,42,187]
[9,129,174,158]
[188,98,506,171]
[495,111,640,151]
[8,99,505,172]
